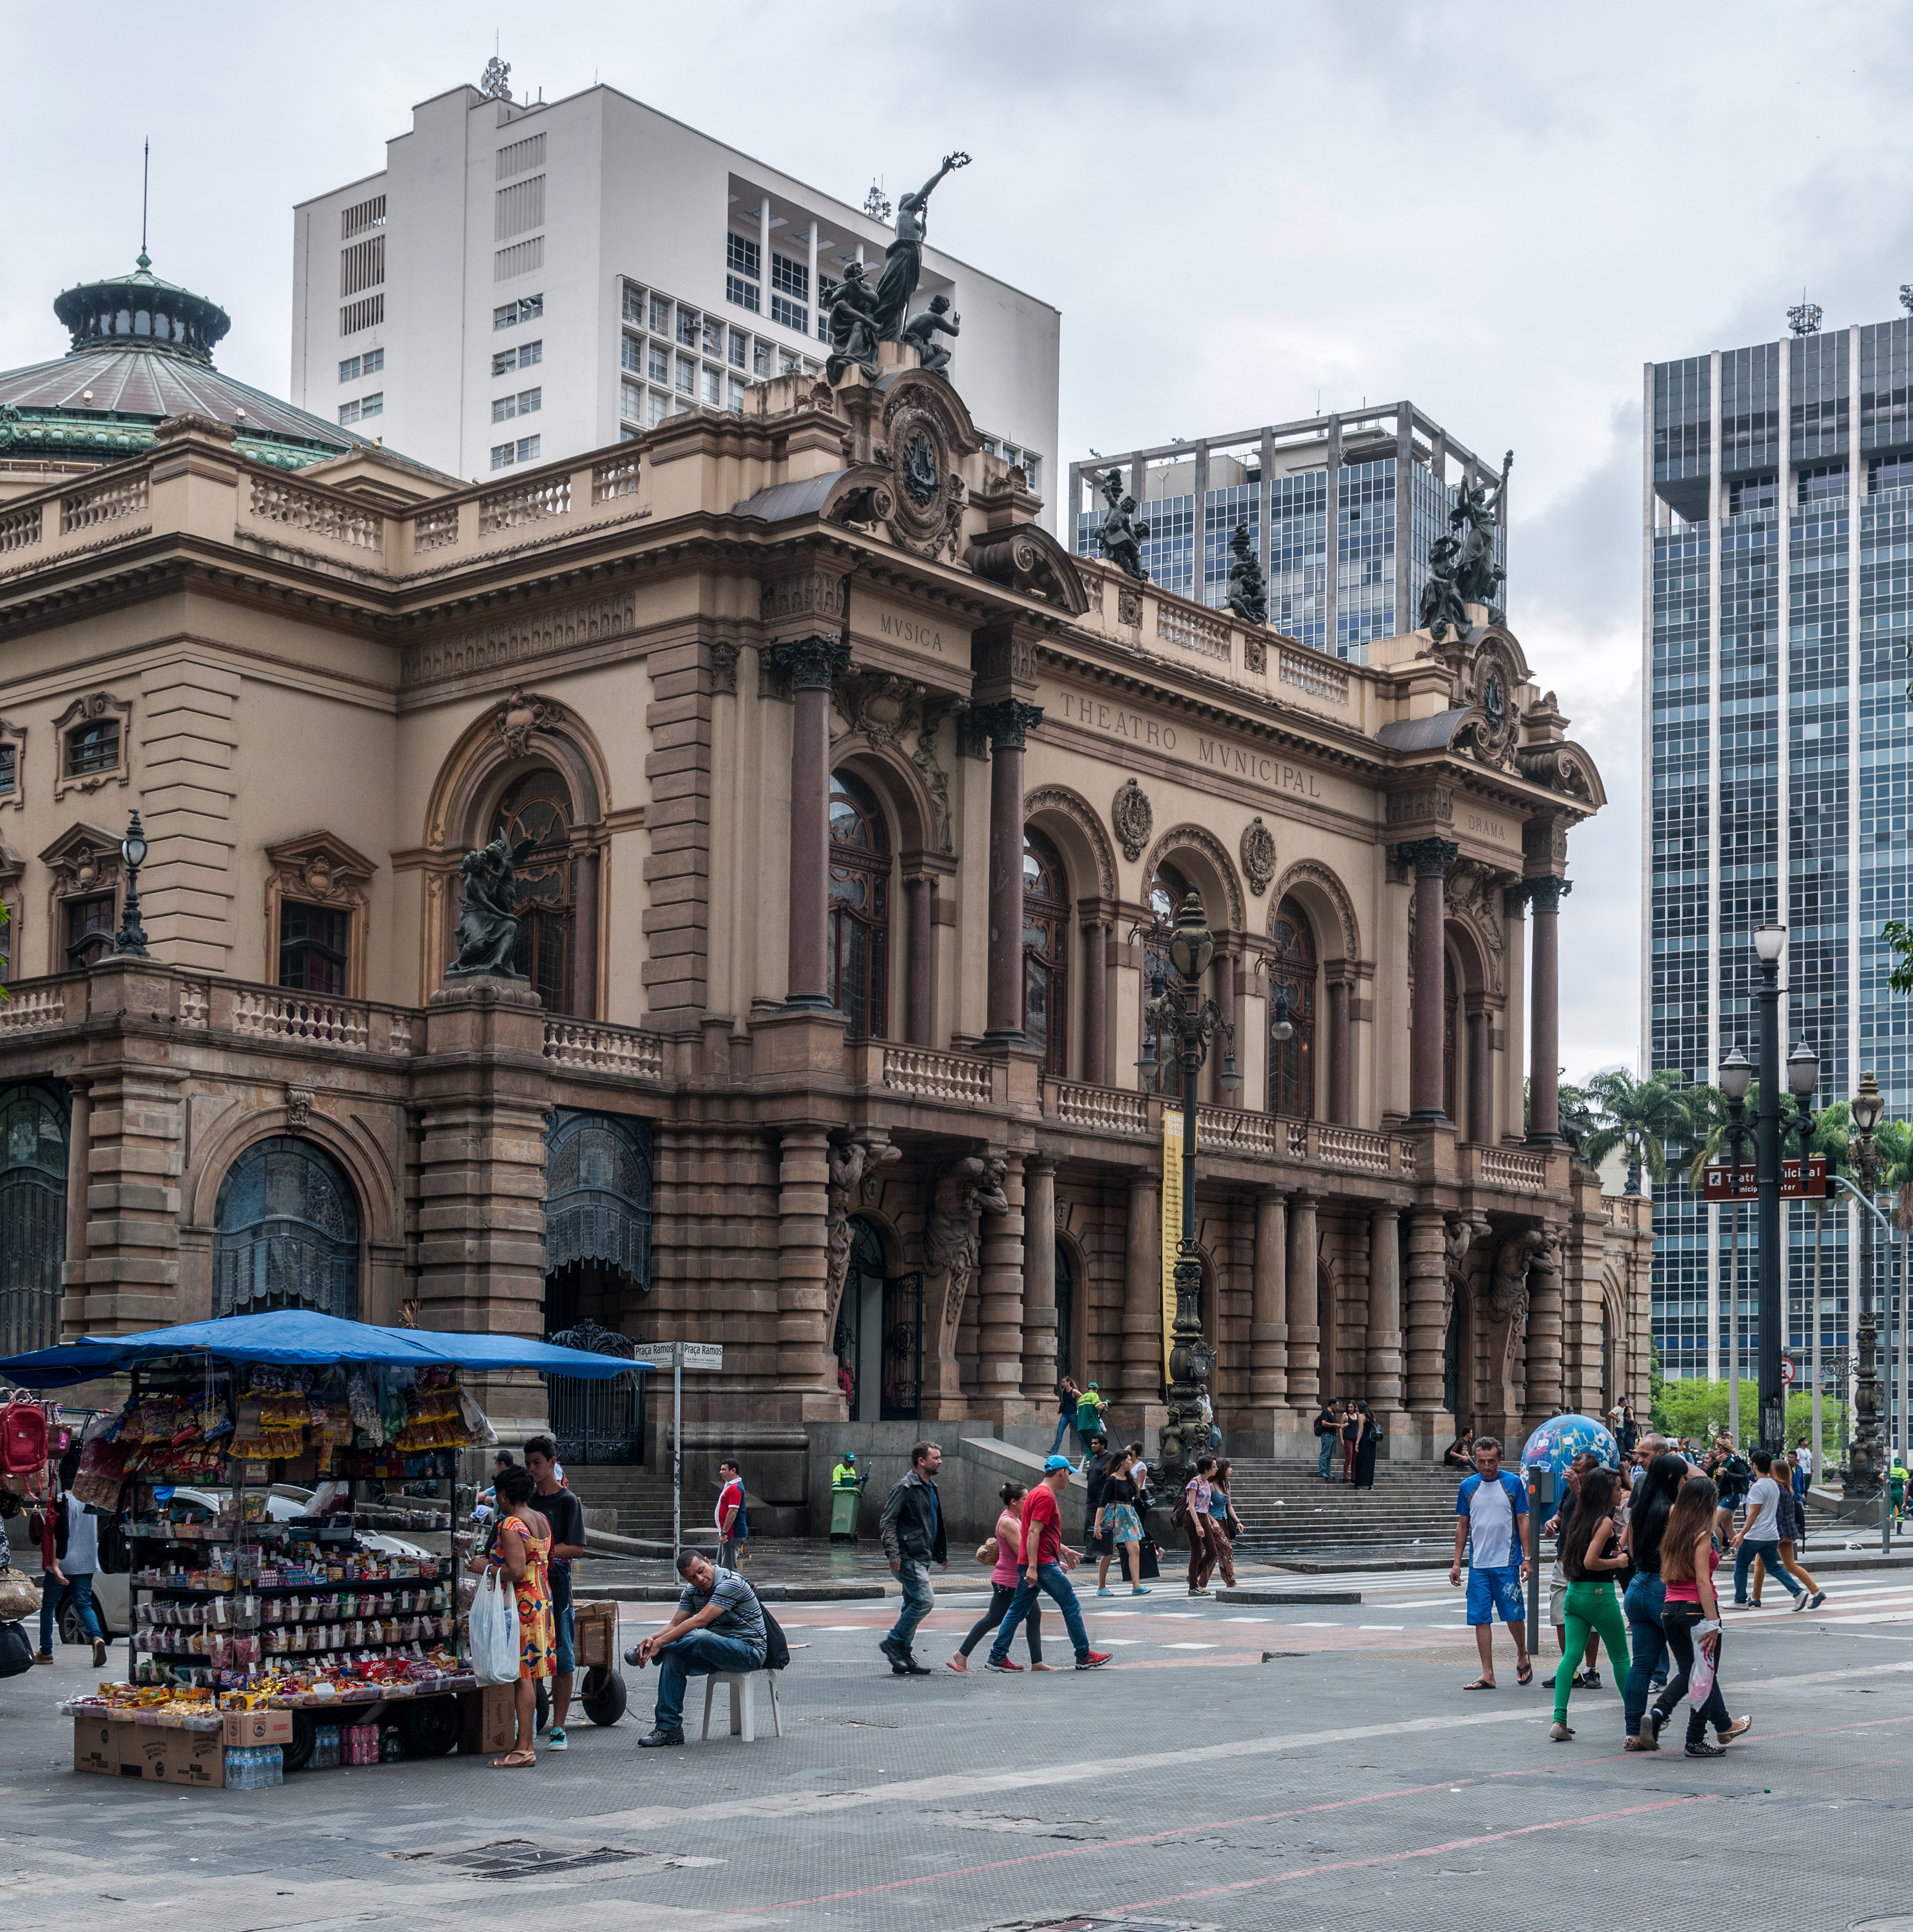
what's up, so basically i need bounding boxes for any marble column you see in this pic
[1286,1191,1320,1409]
[1527,876,1570,1143]
[904,873,935,1045]
[1080,913,1108,1085]
[1327,977,1352,1125]
[58,1079,90,1332]
[976,1152,1029,1412]
[1404,1207,1451,1430]
[1122,1173,1162,1412]
[1250,1189,1289,1407]
[1021,1158,1059,1399]
[976,698,1044,1047]
[1466,1002,1491,1144]
[1366,1206,1404,1410]
[570,844,600,1020]
[768,636,850,1009]
[1398,837,1459,1120]
[776,1125,835,1396]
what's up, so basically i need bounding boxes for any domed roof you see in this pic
[0,255,370,473]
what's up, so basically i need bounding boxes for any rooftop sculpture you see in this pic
[1223,520,1266,626]
[1095,467,1150,582]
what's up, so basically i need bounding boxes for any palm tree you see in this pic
[1684,1079,1761,1192]
[1578,1067,1698,1196]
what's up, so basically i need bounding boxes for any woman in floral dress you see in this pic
[477,1464,553,1767]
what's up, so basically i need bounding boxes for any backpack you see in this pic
[0,1398,47,1478]
[760,1603,789,1671]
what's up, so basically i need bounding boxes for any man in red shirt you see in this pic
[986,1456,1111,1672]
[715,1460,746,1572]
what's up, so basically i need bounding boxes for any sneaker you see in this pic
[1187,1589,1212,1598]
[1541,1673,1557,1689]
[1648,1708,1667,1745]
[637,1727,684,1749]
[898,1658,932,1677]
[1808,1590,1827,1609]
[878,1636,907,1667]
[1131,1586,1152,1596]
[1685,1739,1726,1758]
[1716,1715,1753,1744]
[92,1639,108,1668]
[545,1727,567,1751]
[1790,1589,1811,1613]
[1549,1722,1574,1742]
[1096,1587,1114,1597]
[623,1644,643,1667]
[1076,1651,1112,1670]
[983,1656,1022,1673]
[1574,1669,1600,1689]
[1625,1730,1659,1752]
[32,1651,52,1665]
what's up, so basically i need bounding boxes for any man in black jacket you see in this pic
[877,1441,947,1676]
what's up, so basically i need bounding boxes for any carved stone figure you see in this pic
[1111,776,1154,863]
[872,154,970,342]
[1441,1212,1489,1332]
[1224,521,1266,626]
[446,834,537,980]
[1094,467,1150,581]
[497,688,559,759]
[821,261,882,386]
[926,1153,1008,1349]
[1417,534,1469,642]
[825,1131,901,1336]
[1240,816,1277,897]
[903,295,959,378]
[1451,452,1513,609]
[1488,1226,1548,1325]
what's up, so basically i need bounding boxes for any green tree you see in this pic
[1683,1079,1760,1192]
[1653,1376,1847,1449]
[1578,1068,1697,1190]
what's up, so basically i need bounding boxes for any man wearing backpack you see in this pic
[630,1550,772,1748]
[1448,1436,1533,1691]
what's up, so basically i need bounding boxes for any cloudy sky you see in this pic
[9,1,1909,1082]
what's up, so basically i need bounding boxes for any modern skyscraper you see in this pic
[1643,303,1913,1389]
[291,75,1059,513]
[1066,404,1505,662]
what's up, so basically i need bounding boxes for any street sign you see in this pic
[1700,1155,1826,1202]
[1782,1358,1796,1385]
[663,1342,723,1562]
[663,1342,723,1370]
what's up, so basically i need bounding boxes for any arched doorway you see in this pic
[1142,860,1194,1098]
[1023,827,1071,1077]
[0,1082,66,1356]
[213,1137,360,1320]
[828,770,892,1039]
[1444,1299,1469,1428]
[494,768,578,1013]
[1055,1239,1076,1386]
[1268,895,1317,1119]
[542,1110,653,1463]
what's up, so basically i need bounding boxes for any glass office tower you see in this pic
[1645,310,1913,1413]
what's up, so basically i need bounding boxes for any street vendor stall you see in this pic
[0,1309,649,1790]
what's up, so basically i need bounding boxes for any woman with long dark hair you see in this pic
[1650,1474,1752,1757]
[949,1482,1049,1672]
[1621,1451,1688,1748]
[1352,1400,1380,1490]
[1550,1465,1631,1741]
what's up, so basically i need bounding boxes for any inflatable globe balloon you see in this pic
[1521,1412,1619,1476]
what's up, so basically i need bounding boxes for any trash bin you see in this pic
[830,1486,861,1540]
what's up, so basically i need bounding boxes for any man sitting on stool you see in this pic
[627,1550,767,1747]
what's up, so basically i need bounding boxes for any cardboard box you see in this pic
[457,1682,515,1757]
[73,1717,227,1788]
[222,1709,294,1749]
[573,1599,617,1672]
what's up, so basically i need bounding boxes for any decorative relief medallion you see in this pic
[286,1087,315,1130]
[834,669,923,753]
[1112,777,1153,863]
[496,689,561,759]
[877,387,967,558]
[1240,816,1277,897]
[1116,585,1144,629]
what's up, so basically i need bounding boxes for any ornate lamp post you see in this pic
[1848,1071,1888,1500]
[112,810,150,958]
[1753,920,1788,1454]
[1139,889,1237,1484]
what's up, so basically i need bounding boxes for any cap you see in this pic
[840,1450,856,1460]
[1087,1381,1099,1390]
[1042,1454,1075,1473]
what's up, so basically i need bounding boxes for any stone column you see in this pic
[1526,1231,1564,1422]
[1251,1189,1289,1407]
[775,1124,835,1401]
[768,637,850,1009]
[1367,1206,1404,1411]
[1020,1157,1058,1400]
[976,699,1044,1046]
[58,1079,91,1334]
[1527,876,1570,1143]
[1080,912,1108,1085]
[1404,1208,1451,1434]
[1466,1002,1491,1144]
[1327,977,1352,1125]
[1213,945,1236,1107]
[1398,837,1459,1120]
[1286,1191,1320,1410]
[1121,1173,1162,1414]
[904,873,935,1045]
[570,844,600,1020]
[976,1152,1030,1415]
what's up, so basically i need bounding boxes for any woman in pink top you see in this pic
[1647,1474,1751,1757]
[947,1482,1051,1672]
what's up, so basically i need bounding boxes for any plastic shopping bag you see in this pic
[467,1565,521,1685]
[1689,1623,1719,1711]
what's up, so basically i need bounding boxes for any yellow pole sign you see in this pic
[1161,1109,1187,1378]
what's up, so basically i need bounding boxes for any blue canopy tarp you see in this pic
[0,1306,653,1390]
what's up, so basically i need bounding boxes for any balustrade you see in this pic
[880,1046,994,1105]
[1049,1078,1149,1135]
[543,1017,664,1080]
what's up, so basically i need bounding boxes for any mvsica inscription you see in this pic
[877,610,945,653]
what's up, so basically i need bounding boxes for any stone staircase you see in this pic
[1222,1459,1464,1564]
[558,1464,678,1542]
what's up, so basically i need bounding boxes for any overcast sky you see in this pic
[9,1,1910,1083]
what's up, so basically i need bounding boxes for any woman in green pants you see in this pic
[1551,1465,1631,1742]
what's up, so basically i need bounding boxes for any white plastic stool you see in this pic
[699,1669,782,1741]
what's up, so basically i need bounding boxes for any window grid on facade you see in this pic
[617,278,819,427]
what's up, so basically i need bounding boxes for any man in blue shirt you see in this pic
[1448,1435,1533,1691]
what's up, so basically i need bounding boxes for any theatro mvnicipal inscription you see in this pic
[1053,687,1328,801]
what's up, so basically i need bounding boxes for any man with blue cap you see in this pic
[985,1455,1111,1673]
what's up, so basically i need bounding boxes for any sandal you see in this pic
[489,1749,537,1768]
[1463,1677,1496,1690]
[1516,1662,1534,1686]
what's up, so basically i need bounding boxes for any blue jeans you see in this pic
[885,1558,936,1655]
[988,1562,1093,1665]
[1622,1572,1667,1731]
[1318,1433,1335,1479]
[1049,1415,1072,1454]
[48,1573,101,1648]
[1734,1538,1801,1602]
[651,1631,766,1733]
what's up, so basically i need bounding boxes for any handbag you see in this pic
[467,1563,521,1684]
[975,1536,999,1567]
[0,1621,32,1680]
[0,1567,42,1624]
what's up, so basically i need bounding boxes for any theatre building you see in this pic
[0,260,1649,1531]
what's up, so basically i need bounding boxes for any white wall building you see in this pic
[291,81,1060,518]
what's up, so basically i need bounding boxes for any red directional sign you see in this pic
[1700,1155,1827,1202]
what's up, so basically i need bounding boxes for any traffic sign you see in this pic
[1782,1358,1796,1385]
[663,1342,723,1371]
[1700,1155,1826,1202]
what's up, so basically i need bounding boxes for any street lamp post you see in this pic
[112,810,150,958]
[1139,889,1236,1486]
[1849,1071,1888,1502]
[1753,921,1787,1455]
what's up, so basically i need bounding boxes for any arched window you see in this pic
[1142,860,1194,1098]
[493,768,575,1014]
[213,1136,360,1321]
[1268,895,1317,1119]
[1023,827,1070,1077]
[0,1082,66,1356]
[828,770,891,1040]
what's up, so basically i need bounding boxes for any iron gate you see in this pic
[880,1271,923,1422]
[0,1082,67,1357]
[544,1317,645,1464]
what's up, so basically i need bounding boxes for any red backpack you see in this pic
[0,1396,48,1476]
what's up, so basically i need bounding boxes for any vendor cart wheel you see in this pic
[397,1696,461,1759]
[580,1665,627,1727]
[282,1711,317,1774]
[58,1601,85,1646]
[535,1681,550,1734]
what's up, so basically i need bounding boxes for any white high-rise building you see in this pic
[290,78,1060,516]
